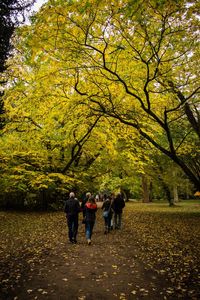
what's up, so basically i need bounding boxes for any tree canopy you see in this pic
[1,0,200,208]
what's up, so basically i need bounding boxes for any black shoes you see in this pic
[69,238,77,244]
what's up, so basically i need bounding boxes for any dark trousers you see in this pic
[66,214,78,241]
[114,213,122,229]
[104,214,112,232]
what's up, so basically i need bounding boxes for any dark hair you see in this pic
[88,195,96,204]
[116,193,122,200]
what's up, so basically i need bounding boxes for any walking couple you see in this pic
[102,192,125,234]
[64,192,97,245]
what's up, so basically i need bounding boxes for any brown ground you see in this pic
[11,225,163,299]
[1,203,199,300]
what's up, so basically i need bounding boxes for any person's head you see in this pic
[88,195,96,204]
[69,192,75,198]
[111,192,115,199]
[86,192,91,198]
[116,192,122,199]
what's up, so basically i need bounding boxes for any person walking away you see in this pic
[112,192,125,229]
[103,193,107,202]
[81,192,91,222]
[102,195,113,234]
[110,193,115,230]
[85,195,97,245]
[64,192,80,244]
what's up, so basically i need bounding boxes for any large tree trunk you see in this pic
[173,184,179,203]
[172,170,179,203]
[149,181,153,202]
[142,174,150,203]
[157,175,174,206]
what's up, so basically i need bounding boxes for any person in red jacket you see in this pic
[81,192,91,221]
[84,195,97,245]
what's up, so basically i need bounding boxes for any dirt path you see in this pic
[9,209,166,300]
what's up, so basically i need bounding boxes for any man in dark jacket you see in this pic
[112,192,125,229]
[64,192,80,244]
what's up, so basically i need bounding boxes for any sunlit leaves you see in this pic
[1,0,200,198]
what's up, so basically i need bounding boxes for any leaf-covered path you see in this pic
[1,202,200,300]
[11,217,163,300]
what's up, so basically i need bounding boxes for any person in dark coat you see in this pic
[112,192,125,229]
[102,195,113,234]
[84,195,97,245]
[64,192,80,244]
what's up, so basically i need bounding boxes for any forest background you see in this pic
[0,0,200,210]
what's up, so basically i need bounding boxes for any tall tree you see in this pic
[27,0,198,190]
[3,0,200,191]
[0,0,35,131]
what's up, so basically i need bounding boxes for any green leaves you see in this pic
[1,0,200,202]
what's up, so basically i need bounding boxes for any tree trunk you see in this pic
[173,184,179,203]
[142,174,150,203]
[157,175,174,206]
[172,170,179,203]
[149,181,153,202]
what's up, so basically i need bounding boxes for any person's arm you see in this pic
[111,199,115,211]
[64,200,68,213]
[94,204,97,212]
[121,199,125,208]
[81,199,84,209]
[76,200,81,213]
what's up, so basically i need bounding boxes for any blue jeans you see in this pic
[85,221,95,240]
[104,215,112,232]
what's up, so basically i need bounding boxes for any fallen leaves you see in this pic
[125,202,200,298]
[0,212,64,298]
[0,202,200,299]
